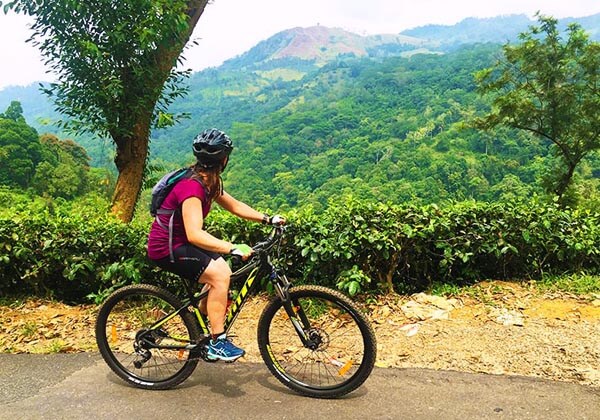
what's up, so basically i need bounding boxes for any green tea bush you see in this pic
[0,197,150,301]
[1,192,598,302]
[285,197,600,294]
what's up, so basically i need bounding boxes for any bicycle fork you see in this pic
[273,271,321,350]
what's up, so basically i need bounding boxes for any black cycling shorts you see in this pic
[153,244,222,284]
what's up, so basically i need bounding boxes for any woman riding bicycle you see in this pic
[147,128,283,362]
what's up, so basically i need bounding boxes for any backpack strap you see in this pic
[155,208,177,263]
[155,178,206,263]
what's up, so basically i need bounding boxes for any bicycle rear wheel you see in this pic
[95,284,202,390]
[257,285,377,398]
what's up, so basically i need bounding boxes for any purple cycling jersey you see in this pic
[147,178,211,260]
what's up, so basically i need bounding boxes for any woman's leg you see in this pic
[198,283,210,315]
[198,257,231,336]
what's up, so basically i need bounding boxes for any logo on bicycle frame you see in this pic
[226,266,260,323]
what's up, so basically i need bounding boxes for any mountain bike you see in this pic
[95,226,377,398]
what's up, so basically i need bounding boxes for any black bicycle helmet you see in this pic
[192,128,233,169]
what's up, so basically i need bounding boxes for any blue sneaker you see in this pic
[205,336,245,362]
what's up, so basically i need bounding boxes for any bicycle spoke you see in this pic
[261,291,370,390]
[96,285,200,389]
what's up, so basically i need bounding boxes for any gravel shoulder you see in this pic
[1,281,599,388]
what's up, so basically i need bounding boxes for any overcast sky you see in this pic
[1,0,599,90]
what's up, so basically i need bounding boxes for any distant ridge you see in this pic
[221,13,600,69]
[2,12,599,135]
[401,13,600,45]
[270,26,423,61]
[401,14,532,45]
[222,26,425,69]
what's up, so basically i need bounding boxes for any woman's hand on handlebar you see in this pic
[270,215,286,226]
[230,243,254,260]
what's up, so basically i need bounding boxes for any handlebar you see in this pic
[228,225,286,262]
[252,225,286,254]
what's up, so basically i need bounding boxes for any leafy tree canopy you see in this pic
[32,134,92,199]
[0,100,25,122]
[2,0,210,222]
[474,14,600,203]
[0,102,42,187]
[0,101,94,197]
[2,0,192,137]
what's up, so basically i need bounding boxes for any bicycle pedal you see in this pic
[199,350,218,363]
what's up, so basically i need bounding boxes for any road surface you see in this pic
[0,353,598,420]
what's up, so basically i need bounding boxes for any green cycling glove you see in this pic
[230,243,253,257]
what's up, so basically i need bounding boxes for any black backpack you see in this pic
[150,167,204,262]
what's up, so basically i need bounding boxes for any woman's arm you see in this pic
[181,197,233,254]
[216,191,267,223]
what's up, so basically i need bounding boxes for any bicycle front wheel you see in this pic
[95,284,202,390]
[257,285,377,398]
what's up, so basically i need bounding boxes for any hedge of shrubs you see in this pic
[1,195,598,302]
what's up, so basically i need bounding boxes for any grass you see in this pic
[430,282,463,296]
[46,339,68,353]
[20,321,38,338]
[430,273,600,300]
[536,272,600,296]
[0,296,28,307]
[431,281,502,306]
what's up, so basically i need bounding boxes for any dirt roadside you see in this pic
[1,281,599,388]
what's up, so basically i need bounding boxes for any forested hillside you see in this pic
[221,46,542,208]
[1,14,599,210]
[151,44,599,210]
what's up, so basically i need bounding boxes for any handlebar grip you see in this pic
[252,241,269,251]
[251,225,286,252]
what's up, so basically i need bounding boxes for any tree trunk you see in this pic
[111,119,151,222]
[380,252,400,294]
[109,0,210,223]
[554,159,579,203]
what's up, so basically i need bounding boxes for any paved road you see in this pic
[0,353,598,420]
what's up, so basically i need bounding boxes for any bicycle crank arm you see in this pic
[137,337,207,352]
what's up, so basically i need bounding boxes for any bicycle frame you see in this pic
[191,257,264,336]
[139,227,313,353]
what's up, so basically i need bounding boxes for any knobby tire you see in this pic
[95,284,202,390]
[257,285,377,398]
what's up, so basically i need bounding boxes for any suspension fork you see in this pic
[271,268,316,348]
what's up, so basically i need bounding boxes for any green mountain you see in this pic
[1,14,599,208]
